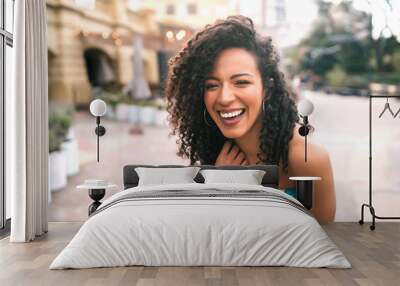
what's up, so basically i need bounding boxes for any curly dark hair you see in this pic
[165,15,298,171]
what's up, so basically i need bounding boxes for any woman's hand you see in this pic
[215,141,248,166]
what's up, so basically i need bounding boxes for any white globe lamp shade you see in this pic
[90,99,107,117]
[298,99,314,116]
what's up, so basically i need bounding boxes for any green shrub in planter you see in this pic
[136,98,166,110]
[49,111,72,153]
[99,90,130,111]
[48,108,72,193]
[135,99,148,107]
[153,98,167,110]
[49,128,63,153]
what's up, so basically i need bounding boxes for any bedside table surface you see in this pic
[289,176,321,181]
[76,184,117,190]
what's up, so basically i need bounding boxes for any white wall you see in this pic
[303,90,400,221]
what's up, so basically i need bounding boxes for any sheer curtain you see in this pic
[7,0,48,242]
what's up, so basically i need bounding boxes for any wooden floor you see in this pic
[0,222,399,286]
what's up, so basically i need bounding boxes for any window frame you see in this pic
[187,3,197,15]
[1,0,14,233]
[166,4,175,15]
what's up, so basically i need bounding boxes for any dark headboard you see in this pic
[123,164,280,189]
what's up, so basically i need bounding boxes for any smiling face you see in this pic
[204,48,264,139]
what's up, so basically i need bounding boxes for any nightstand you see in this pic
[289,176,321,210]
[77,180,117,216]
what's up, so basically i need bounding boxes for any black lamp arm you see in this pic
[298,115,309,162]
[303,115,309,125]
[94,116,106,162]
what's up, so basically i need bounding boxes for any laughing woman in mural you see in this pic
[165,15,336,222]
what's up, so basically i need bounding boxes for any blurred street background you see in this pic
[46,0,400,222]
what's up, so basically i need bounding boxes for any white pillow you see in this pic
[200,169,266,185]
[135,167,201,186]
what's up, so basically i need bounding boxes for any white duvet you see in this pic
[50,183,351,269]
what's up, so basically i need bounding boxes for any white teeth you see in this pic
[219,109,244,119]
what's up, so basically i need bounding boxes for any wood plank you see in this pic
[0,222,400,286]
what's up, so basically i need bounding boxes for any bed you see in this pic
[50,165,350,269]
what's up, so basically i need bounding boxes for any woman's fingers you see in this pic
[215,142,231,165]
[215,141,248,166]
[240,159,249,166]
[221,141,232,156]
[229,145,241,160]
[234,151,246,164]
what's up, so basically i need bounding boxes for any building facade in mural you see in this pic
[46,0,196,106]
[46,0,315,106]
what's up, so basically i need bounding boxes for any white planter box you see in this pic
[155,110,169,126]
[116,103,130,121]
[140,106,156,125]
[62,128,79,176]
[49,150,67,192]
[62,138,79,176]
[128,105,141,124]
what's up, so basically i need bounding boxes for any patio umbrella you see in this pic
[125,35,151,100]
[125,35,151,135]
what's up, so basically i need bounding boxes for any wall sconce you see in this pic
[298,99,314,162]
[89,99,107,162]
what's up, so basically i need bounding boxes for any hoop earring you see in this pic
[262,98,267,114]
[203,109,212,127]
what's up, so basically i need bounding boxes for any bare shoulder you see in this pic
[288,125,331,175]
[288,125,336,222]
